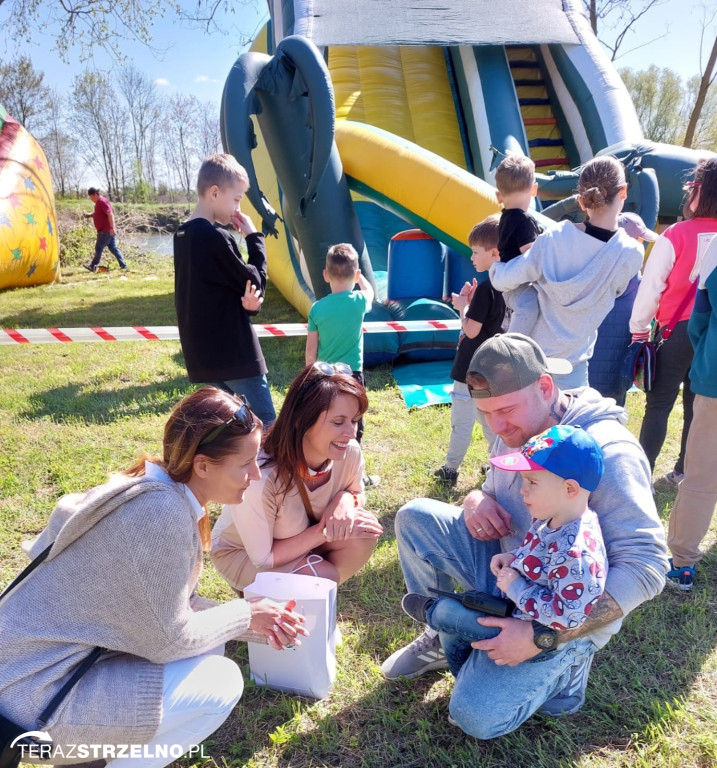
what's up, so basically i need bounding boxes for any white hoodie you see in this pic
[490,221,644,365]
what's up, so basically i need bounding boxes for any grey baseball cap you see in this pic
[466,333,572,398]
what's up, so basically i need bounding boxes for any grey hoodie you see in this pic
[482,387,668,649]
[490,222,644,365]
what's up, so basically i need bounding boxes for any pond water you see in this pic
[123,232,174,255]
[123,230,244,256]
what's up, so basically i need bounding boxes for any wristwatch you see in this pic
[531,621,559,652]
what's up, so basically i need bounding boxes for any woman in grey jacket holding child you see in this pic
[0,387,306,767]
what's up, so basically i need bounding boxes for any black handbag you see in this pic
[0,544,104,768]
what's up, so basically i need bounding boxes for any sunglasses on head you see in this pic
[312,361,353,376]
[198,397,255,447]
[683,180,701,192]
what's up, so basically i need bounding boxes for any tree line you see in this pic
[0,56,222,202]
[1,52,716,205]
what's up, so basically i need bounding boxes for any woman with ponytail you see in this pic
[490,155,644,389]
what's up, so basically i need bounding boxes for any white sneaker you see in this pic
[380,629,448,680]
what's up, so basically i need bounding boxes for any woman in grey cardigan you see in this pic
[0,387,307,767]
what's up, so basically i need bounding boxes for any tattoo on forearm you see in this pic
[558,591,623,643]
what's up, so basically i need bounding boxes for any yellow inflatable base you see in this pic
[0,113,60,291]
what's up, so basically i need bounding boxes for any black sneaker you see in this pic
[83,264,97,272]
[434,465,458,485]
[666,558,695,591]
[401,593,435,624]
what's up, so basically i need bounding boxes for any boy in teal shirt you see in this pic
[306,243,374,374]
[306,243,374,453]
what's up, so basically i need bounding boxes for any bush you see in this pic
[58,222,95,267]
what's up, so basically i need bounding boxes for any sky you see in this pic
[0,0,714,111]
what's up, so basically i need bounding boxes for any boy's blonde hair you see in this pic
[495,152,536,195]
[197,153,250,196]
[468,213,500,249]
[326,243,359,280]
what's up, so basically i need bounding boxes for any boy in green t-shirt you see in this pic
[306,243,374,452]
[306,243,374,373]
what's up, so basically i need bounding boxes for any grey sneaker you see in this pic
[540,654,594,716]
[363,474,381,489]
[401,593,435,624]
[380,629,448,680]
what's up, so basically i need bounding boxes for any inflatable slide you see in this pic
[0,105,59,291]
[222,0,714,364]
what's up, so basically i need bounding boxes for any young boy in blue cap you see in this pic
[401,424,608,675]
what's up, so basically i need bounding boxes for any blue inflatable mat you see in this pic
[393,360,454,409]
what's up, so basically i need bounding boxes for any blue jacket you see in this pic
[689,239,717,397]
[589,275,641,406]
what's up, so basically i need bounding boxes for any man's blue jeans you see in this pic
[216,374,276,426]
[91,231,126,268]
[395,498,596,738]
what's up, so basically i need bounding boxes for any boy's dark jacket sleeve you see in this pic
[206,229,267,313]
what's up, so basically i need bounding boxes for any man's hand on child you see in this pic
[463,491,514,540]
[241,280,264,311]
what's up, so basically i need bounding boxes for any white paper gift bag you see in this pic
[243,571,337,699]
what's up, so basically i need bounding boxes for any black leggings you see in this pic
[639,320,694,474]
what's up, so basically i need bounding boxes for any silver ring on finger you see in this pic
[475,526,483,534]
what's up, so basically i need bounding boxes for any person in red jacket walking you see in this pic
[83,186,128,271]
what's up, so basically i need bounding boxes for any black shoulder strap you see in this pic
[0,543,53,601]
[1,541,104,728]
[37,646,105,727]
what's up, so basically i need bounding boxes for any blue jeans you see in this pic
[216,374,276,426]
[91,231,126,268]
[395,498,597,738]
[425,597,500,675]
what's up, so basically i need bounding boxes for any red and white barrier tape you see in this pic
[0,319,461,345]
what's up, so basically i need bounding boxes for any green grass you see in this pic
[2,261,716,768]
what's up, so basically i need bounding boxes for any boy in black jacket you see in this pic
[174,153,276,424]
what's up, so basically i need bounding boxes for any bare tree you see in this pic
[41,89,80,197]
[0,55,51,133]
[116,64,162,191]
[584,0,667,61]
[71,70,129,200]
[0,0,259,61]
[684,33,717,147]
[196,99,222,159]
[163,93,200,203]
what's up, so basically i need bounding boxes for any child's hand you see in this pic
[496,566,520,592]
[460,277,478,298]
[241,280,264,311]
[451,292,468,311]
[231,209,257,236]
[490,552,516,576]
